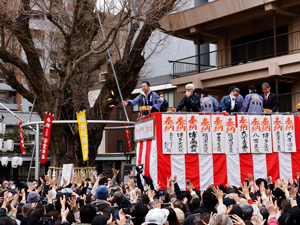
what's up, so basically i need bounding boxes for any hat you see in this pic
[145,208,170,225]
[223,197,235,207]
[7,181,14,187]
[27,191,40,203]
[118,199,131,210]
[96,185,109,200]
[113,191,125,205]
[173,208,185,223]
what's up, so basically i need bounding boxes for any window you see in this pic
[116,108,122,120]
[132,105,139,112]
[117,140,123,152]
[0,92,7,103]
[164,92,174,108]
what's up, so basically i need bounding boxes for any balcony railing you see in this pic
[278,91,300,113]
[170,30,300,78]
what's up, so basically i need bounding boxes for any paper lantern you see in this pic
[1,157,8,167]
[12,156,19,168]
[17,157,23,166]
[5,140,14,151]
[0,139,6,152]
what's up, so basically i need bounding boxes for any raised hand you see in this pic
[265,196,278,218]
[212,186,223,205]
[229,194,240,204]
[172,175,177,183]
[112,168,120,178]
[239,182,250,200]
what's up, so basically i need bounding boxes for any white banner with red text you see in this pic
[136,113,300,190]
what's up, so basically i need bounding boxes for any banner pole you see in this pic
[92,0,129,122]
[35,123,40,180]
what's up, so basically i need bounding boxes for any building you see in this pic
[161,0,300,112]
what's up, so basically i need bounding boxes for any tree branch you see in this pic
[0,63,34,103]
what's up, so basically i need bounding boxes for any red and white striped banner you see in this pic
[136,113,300,190]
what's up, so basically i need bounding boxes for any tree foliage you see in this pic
[0,0,185,166]
[6,126,32,153]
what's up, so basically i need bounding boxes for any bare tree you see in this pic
[0,0,185,166]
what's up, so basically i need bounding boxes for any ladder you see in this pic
[26,142,36,183]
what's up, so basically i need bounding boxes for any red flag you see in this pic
[125,124,131,151]
[18,122,25,154]
[40,114,54,163]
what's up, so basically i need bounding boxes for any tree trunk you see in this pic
[48,123,105,167]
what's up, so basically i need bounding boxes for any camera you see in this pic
[136,164,144,174]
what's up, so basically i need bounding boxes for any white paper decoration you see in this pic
[11,156,19,168]
[5,140,14,151]
[1,157,8,167]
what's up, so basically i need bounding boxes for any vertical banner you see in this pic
[237,115,250,153]
[224,116,237,154]
[40,113,54,163]
[271,115,284,152]
[77,111,89,161]
[187,114,200,154]
[260,116,272,153]
[249,116,262,153]
[174,115,187,154]
[249,116,272,153]
[162,114,175,154]
[283,115,296,152]
[198,115,212,154]
[211,115,225,153]
[18,122,25,154]
[125,124,131,151]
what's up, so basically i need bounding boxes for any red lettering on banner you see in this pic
[273,117,282,131]
[175,116,186,131]
[188,115,198,131]
[239,116,248,131]
[40,114,54,163]
[213,117,223,132]
[164,116,174,132]
[261,117,271,132]
[201,118,211,132]
[225,118,235,133]
[251,117,261,132]
[285,117,294,131]
[18,122,25,154]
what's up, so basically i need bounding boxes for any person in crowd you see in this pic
[261,82,278,112]
[6,181,15,191]
[0,168,299,225]
[199,88,220,112]
[1,181,8,190]
[220,87,241,114]
[122,81,162,115]
[176,83,200,112]
[240,85,264,113]
[228,86,244,110]
[159,92,169,112]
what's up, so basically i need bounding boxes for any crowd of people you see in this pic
[122,81,278,115]
[0,166,299,225]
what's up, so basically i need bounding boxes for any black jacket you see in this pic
[176,93,200,112]
[261,92,278,112]
[160,99,169,112]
